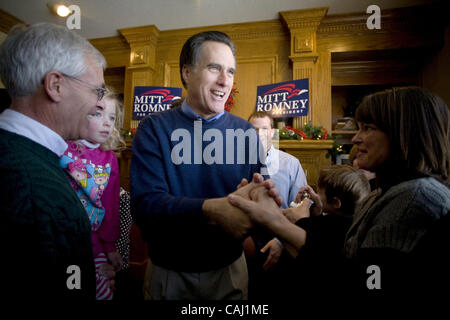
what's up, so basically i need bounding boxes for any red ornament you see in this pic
[284,126,307,139]
[225,87,239,112]
[322,128,328,140]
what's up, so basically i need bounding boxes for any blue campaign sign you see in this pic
[133,86,182,120]
[255,79,309,118]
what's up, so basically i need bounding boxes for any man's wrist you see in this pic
[202,198,224,224]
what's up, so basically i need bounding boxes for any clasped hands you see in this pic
[203,173,280,239]
[203,173,312,241]
[97,251,123,291]
[228,174,312,233]
[226,175,317,258]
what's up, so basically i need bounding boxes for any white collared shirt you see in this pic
[0,109,67,156]
[265,144,308,209]
[181,99,225,122]
[80,139,100,149]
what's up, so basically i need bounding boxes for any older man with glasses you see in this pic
[61,73,107,102]
[0,23,111,300]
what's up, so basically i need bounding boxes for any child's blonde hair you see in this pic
[317,165,370,215]
[101,87,126,151]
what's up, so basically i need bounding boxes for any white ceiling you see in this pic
[0,0,434,39]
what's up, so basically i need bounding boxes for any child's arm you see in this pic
[98,152,121,266]
[106,251,122,272]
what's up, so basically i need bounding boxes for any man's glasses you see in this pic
[61,73,107,102]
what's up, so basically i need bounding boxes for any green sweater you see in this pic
[0,129,95,300]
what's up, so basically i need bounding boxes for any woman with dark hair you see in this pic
[344,86,450,294]
[350,86,449,186]
[228,87,449,299]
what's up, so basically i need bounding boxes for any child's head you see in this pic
[85,87,125,151]
[317,165,370,216]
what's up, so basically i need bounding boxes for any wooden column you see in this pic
[279,140,334,188]
[280,8,328,130]
[119,25,160,130]
[279,9,332,185]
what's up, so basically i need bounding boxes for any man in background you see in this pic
[246,111,307,299]
[249,111,307,209]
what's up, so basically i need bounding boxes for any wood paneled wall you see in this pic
[0,9,24,33]
[88,3,447,193]
[150,20,292,123]
[112,21,293,130]
[90,3,446,134]
[0,4,446,131]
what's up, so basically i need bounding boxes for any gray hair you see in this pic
[0,22,106,98]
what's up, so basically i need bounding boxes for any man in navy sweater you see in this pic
[131,31,275,299]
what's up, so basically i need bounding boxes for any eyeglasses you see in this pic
[61,73,107,101]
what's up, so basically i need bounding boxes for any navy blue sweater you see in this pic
[130,108,264,272]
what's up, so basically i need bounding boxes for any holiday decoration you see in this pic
[278,122,343,159]
[225,85,239,112]
[279,122,328,141]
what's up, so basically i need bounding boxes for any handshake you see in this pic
[203,173,322,243]
[202,172,281,239]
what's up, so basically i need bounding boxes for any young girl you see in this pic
[60,88,126,300]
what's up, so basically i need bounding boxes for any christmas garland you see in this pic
[120,128,136,141]
[278,122,345,159]
[279,122,328,140]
